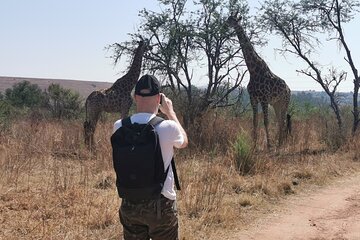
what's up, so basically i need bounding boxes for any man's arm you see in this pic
[159,93,188,148]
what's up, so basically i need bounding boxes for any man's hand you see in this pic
[159,93,175,118]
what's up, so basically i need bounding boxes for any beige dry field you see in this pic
[1,111,360,239]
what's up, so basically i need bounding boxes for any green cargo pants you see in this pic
[119,195,178,240]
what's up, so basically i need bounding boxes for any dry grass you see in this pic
[1,114,360,240]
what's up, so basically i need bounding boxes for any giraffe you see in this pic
[84,40,150,149]
[226,14,291,149]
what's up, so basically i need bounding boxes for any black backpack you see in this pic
[110,116,180,201]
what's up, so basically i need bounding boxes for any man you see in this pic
[113,74,188,240]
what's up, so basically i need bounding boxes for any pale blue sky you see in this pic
[1,1,359,92]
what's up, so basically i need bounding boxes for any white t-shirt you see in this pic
[113,112,184,200]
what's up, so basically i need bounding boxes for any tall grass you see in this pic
[231,131,255,175]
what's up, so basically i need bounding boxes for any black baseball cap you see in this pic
[135,74,161,96]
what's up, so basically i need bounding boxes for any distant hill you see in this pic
[0,76,112,99]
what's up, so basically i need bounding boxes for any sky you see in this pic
[1,0,359,92]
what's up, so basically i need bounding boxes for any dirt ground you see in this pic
[215,172,360,240]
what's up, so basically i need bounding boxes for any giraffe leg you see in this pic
[84,119,95,150]
[251,101,258,147]
[84,91,104,151]
[279,110,287,146]
[261,102,271,149]
[274,103,287,147]
[83,121,91,146]
[84,110,100,151]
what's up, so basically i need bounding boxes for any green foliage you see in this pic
[111,0,254,126]
[290,100,320,120]
[0,100,18,132]
[45,84,83,119]
[289,91,337,120]
[1,81,84,121]
[5,80,46,108]
[231,131,255,175]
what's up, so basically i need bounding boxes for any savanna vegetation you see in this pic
[1,0,360,239]
[1,79,360,239]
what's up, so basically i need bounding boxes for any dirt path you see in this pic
[218,172,360,240]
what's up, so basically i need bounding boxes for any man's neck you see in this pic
[136,107,158,114]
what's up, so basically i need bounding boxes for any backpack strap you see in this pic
[171,158,181,190]
[149,116,181,191]
[148,116,164,126]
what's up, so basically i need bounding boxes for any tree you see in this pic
[299,0,360,134]
[109,0,253,127]
[258,0,359,135]
[5,80,45,108]
[45,84,83,119]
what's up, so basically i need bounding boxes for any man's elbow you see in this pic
[179,137,188,149]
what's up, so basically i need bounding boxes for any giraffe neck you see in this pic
[113,43,145,90]
[232,24,270,76]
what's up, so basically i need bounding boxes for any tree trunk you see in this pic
[352,77,360,135]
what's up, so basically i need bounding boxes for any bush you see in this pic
[320,119,345,151]
[45,84,84,119]
[5,81,46,108]
[231,131,255,175]
[0,100,18,132]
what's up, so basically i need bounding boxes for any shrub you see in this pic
[231,131,255,175]
[0,100,26,132]
[5,80,45,108]
[45,84,84,119]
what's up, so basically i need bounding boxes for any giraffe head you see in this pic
[226,12,242,27]
[137,36,152,53]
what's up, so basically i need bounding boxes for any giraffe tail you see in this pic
[83,98,90,146]
[286,113,292,136]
